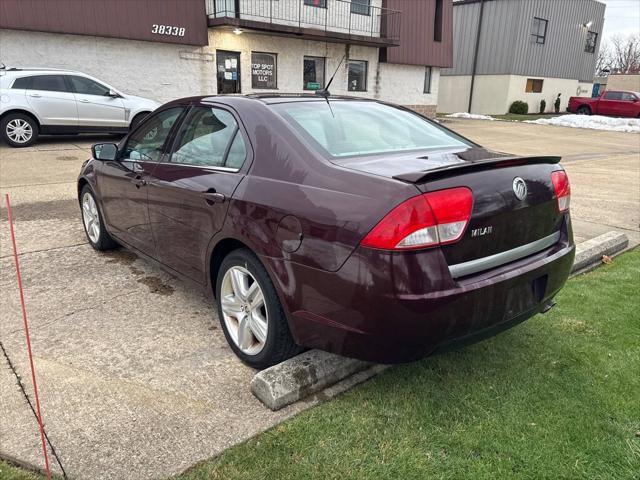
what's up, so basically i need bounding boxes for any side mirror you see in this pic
[92,143,119,161]
[106,89,121,98]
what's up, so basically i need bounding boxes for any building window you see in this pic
[424,67,432,94]
[348,60,368,92]
[251,52,277,89]
[351,0,370,16]
[530,17,548,44]
[304,0,326,7]
[585,31,598,54]
[434,0,443,42]
[303,56,325,90]
[525,78,544,93]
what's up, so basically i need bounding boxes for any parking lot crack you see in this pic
[0,242,89,260]
[0,341,68,478]
[6,291,139,336]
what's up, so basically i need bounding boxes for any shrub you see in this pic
[539,99,546,114]
[509,101,529,115]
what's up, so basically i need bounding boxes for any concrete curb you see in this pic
[571,231,629,274]
[252,230,632,411]
[251,350,373,411]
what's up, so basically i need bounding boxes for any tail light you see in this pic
[551,170,571,212]
[361,187,473,251]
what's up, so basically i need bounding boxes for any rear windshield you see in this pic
[272,100,471,158]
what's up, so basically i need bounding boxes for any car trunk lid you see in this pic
[335,148,565,275]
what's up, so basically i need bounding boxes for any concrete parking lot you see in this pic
[1,121,639,479]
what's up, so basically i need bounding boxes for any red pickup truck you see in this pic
[568,90,640,117]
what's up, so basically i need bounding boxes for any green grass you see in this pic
[177,249,640,480]
[492,113,561,122]
[0,461,49,480]
[4,251,639,480]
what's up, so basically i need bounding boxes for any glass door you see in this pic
[217,50,241,94]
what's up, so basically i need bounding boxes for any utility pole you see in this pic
[468,0,485,113]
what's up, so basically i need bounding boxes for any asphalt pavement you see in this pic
[1,122,638,479]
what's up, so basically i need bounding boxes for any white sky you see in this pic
[599,0,640,41]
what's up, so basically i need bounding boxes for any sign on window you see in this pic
[251,52,277,89]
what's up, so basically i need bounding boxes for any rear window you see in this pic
[272,101,471,158]
[603,91,623,100]
[29,75,69,92]
[12,77,31,89]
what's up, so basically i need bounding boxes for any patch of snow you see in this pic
[524,114,640,133]
[446,112,495,121]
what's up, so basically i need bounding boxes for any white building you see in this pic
[438,0,606,115]
[1,0,456,118]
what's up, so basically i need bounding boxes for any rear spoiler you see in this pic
[392,155,562,184]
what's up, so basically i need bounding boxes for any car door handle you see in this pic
[79,99,90,103]
[202,190,226,205]
[132,176,147,188]
[29,93,41,98]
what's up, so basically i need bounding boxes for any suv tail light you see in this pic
[361,187,473,251]
[551,170,571,212]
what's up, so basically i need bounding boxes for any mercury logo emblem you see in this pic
[513,177,528,201]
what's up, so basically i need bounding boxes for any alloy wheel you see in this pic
[6,119,33,144]
[82,192,101,243]
[220,266,269,355]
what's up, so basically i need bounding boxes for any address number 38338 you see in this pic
[151,24,186,37]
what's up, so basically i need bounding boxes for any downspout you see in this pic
[468,0,485,113]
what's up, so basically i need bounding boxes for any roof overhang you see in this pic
[208,17,400,47]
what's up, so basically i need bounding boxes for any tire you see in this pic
[80,185,118,251]
[577,106,591,115]
[129,112,149,132]
[1,113,39,147]
[216,248,301,369]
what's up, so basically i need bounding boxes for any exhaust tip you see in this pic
[541,299,557,314]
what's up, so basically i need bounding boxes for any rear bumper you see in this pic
[269,221,575,364]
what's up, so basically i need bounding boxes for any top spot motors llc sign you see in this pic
[251,52,277,89]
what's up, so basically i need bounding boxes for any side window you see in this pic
[68,76,110,96]
[603,91,622,100]
[621,93,636,101]
[12,77,32,89]
[225,132,247,169]
[170,107,244,168]
[29,75,69,92]
[123,107,183,162]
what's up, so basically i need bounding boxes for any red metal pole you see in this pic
[5,193,52,480]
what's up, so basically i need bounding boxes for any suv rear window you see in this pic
[28,75,69,92]
[12,77,32,89]
[272,101,471,158]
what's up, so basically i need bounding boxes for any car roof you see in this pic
[0,67,87,76]
[606,90,639,95]
[162,93,379,109]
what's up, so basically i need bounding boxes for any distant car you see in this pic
[78,95,575,368]
[568,90,640,118]
[0,67,160,147]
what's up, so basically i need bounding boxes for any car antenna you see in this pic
[315,55,346,117]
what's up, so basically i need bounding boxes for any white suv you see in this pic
[0,67,160,147]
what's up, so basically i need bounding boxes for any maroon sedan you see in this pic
[78,95,574,368]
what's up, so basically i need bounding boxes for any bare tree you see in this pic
[595,40,612,76]
[610,34,640,74]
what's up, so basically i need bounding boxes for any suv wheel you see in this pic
[80,185,118,251]
[216,248,301,369]
[1,113,39,147]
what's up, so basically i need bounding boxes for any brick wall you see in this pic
[405,104,437,118]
